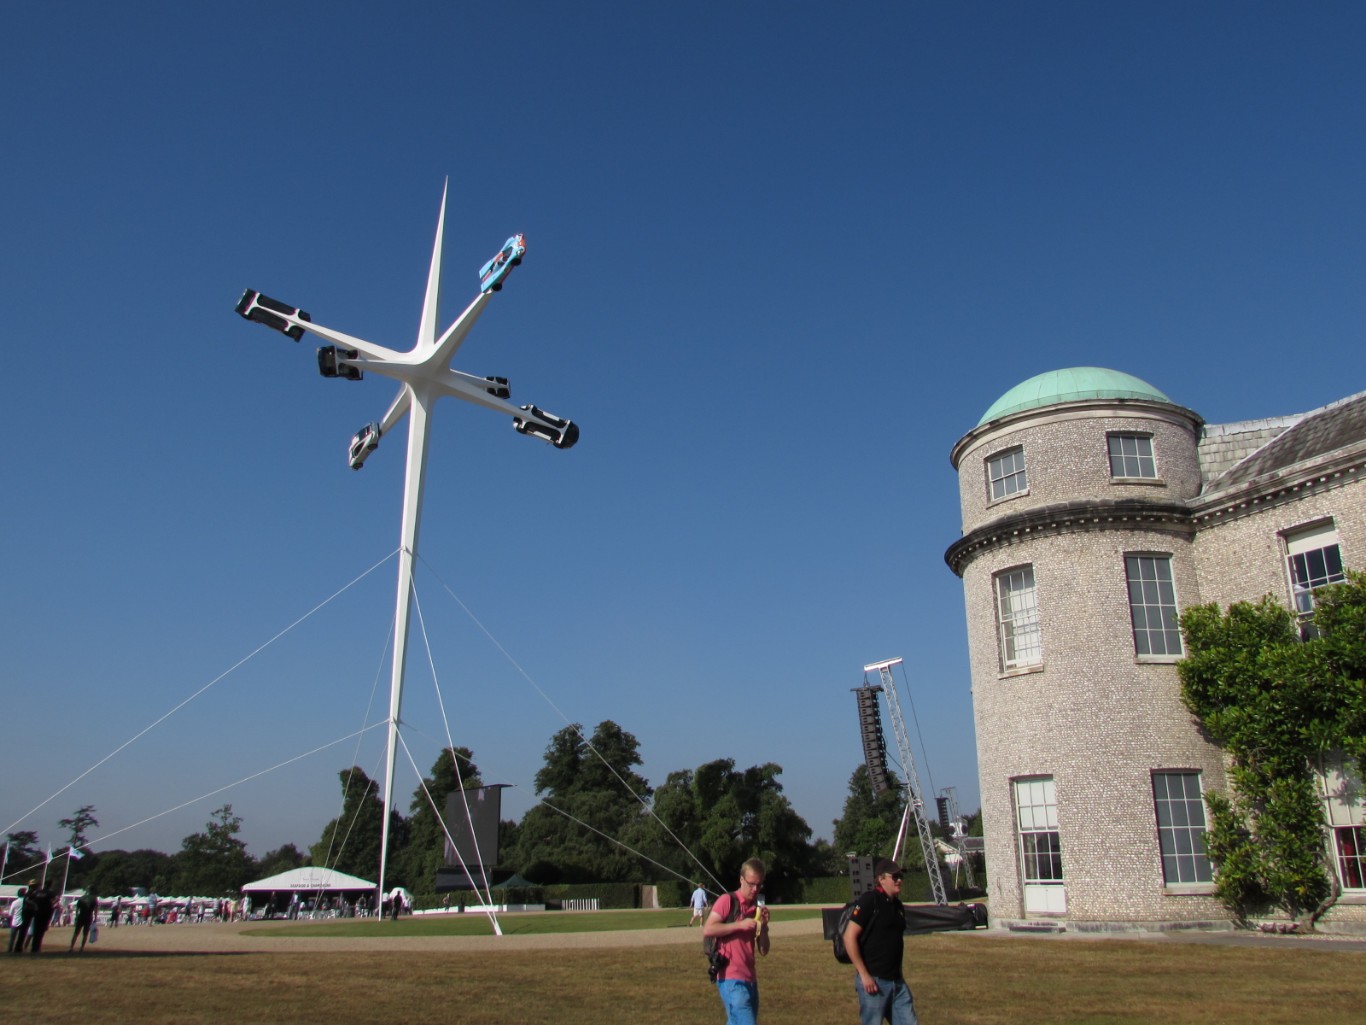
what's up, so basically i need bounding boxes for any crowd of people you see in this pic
[6,882,97,954]
[2,885,391,952]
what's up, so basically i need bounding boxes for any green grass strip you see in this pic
[242,906,824,938]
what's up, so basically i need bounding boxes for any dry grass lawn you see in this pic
[3,923,1364,1024]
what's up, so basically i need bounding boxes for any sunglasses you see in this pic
[887,873,904,882]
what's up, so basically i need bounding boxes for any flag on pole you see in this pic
[45,845,53,863]
[68,846,85,861]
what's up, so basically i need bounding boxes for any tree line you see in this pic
[6,720,975,900]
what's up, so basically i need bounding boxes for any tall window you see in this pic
[1125,554,1183,657]
[1152,771,1213,885]
[987,447,1027,501]
[1319,753,1365,891]
[995,566,1042,670]
[1015,777,1063,883]
[1107,433,1157,479]
[1285,522,1345,625]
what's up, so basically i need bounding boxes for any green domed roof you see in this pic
[977,368,1173,426]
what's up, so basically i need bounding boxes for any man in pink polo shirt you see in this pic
[702,857,771,1025]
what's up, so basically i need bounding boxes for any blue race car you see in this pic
[479,233,526,293]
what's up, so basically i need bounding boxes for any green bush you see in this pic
[655,879,688,908]
[799,876,852,905]
[541,882,639,909]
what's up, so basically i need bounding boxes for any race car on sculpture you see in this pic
[479,234,526,293]
[514,404,579,450]
[318,345,363,380]
[348,422,381,470]
[235,289,311,341]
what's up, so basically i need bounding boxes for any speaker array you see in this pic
[855,687,892,795]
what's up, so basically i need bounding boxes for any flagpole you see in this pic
[60,852,72,897]
[1,841,8,883]
[40,846,51,887]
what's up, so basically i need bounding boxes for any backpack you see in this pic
[832,897,877,964]
[703,891,742,981]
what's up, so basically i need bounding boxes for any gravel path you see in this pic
[81,915,826,954]
[78,916,1366,956]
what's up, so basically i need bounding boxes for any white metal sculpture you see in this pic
[235,183,577,908]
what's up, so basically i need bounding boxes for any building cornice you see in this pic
[944,499,1194,577]
[1189,445,1366,528]
[950,399,1204,470]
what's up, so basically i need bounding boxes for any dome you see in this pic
[977,368,1173,426]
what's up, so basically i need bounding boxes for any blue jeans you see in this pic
[855,976,916,1025]
[717,979,759,1025]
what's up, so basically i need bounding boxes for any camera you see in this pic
[707,951,729,982]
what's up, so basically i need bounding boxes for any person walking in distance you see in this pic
[702,858,770,1025]
[842,858,916,1025]
[689,883,709,926]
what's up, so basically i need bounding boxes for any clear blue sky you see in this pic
[3,2,1363,864]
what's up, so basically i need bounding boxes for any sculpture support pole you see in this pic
[378,384,433,908]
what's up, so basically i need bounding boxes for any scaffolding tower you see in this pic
[935,786,978,891]
[863,658,948,905]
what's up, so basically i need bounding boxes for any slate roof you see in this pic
[1203,390,1366,493]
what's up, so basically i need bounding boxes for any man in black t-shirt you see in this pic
[842,858,917,1025]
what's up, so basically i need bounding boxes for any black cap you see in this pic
[874,858,902,878]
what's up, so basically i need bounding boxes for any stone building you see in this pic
[945,367,1366,931]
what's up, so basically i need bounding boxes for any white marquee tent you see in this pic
[240,867,375,894]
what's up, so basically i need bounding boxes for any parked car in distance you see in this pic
[479,234,526,293]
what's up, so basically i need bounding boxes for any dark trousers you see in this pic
[29,923,48,953]
[8,923,29,953]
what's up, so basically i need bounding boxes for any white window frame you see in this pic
[1284,521,1346,627]
[1151,770,1213,888]
[995,565,1042,672]
[986,446,1028,503]
[1014,776,1065,914]
[1107,432,1159,480]
[1317,752,1366,893]
[1125,554,1183,659]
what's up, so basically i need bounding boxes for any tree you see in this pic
[174,805,256,895]
[394,746,483,891]
[514,721,653,883]
[256,843,309,878]
[807,837,843,878]
[311,766,390,882]
[3,831,42,879]
[58,805,99,850]
[56,805,100,885]
[1178,573,1366,925]
[82,848,177,897]
[831,764,907,862]
[647,758,814,901]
